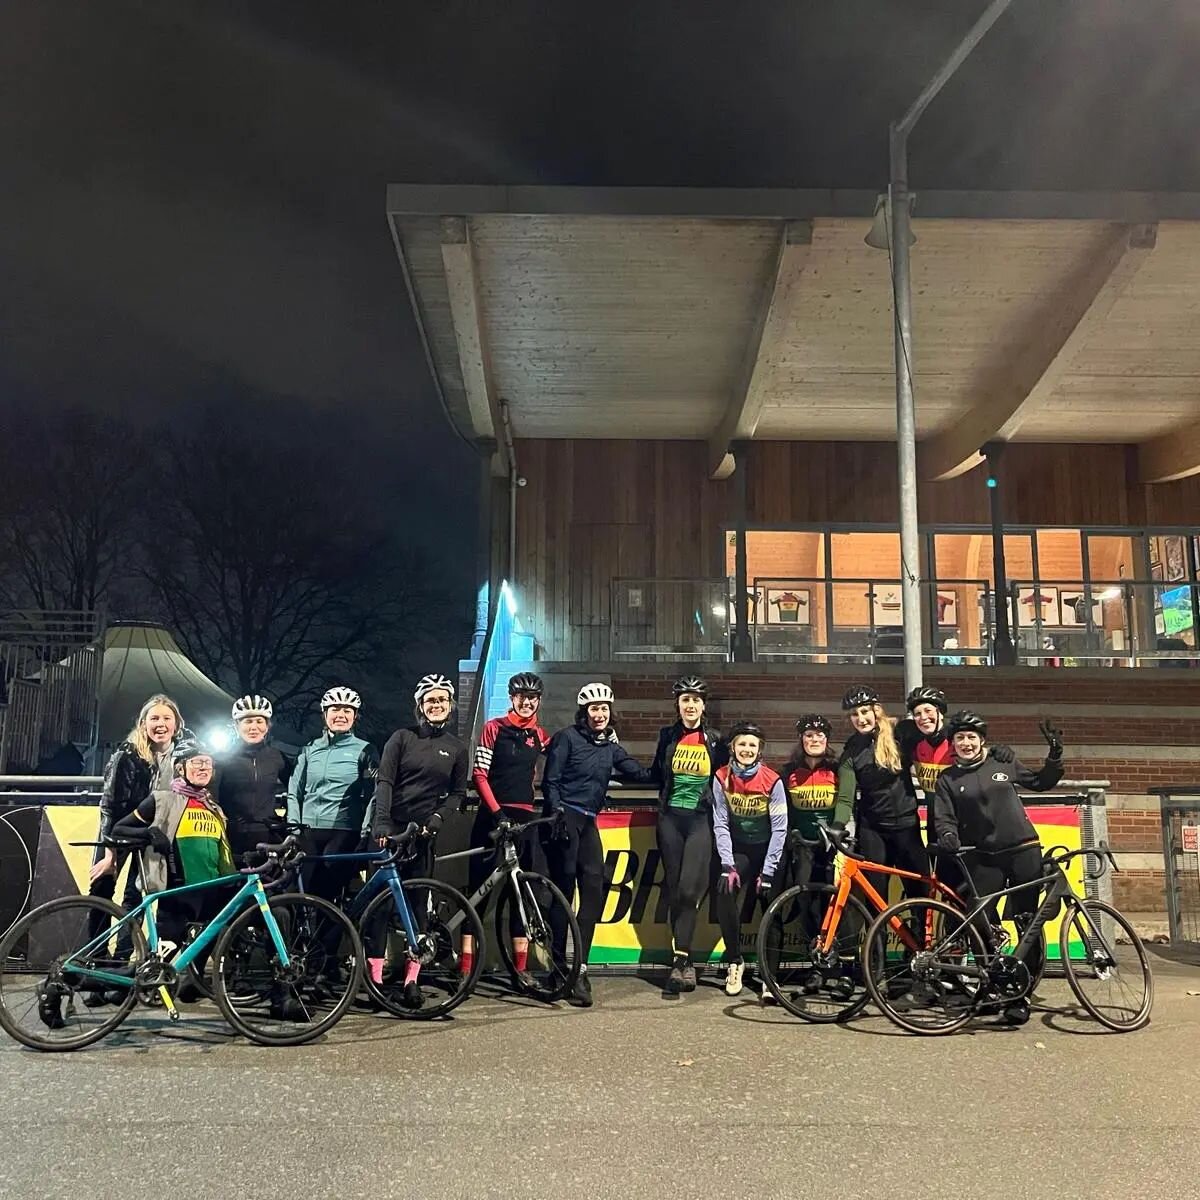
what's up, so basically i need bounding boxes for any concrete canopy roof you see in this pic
[387,185,1200,482]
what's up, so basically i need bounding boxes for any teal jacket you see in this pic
[286,730,379,835]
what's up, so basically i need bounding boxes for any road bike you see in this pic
[0,836,362,1050]
[861,841,1152,1034]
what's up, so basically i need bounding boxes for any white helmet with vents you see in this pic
[577,682,614,706]
[320,686,362,710]
[231,694,273,721]
[414,674,456,702]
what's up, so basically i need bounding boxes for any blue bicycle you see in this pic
[0,836,363,1050]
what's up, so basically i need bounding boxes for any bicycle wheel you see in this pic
[495,871,581,1002]
[756,884,873,1023]
[1060,899,1152,1032]
[213,892,363,1046]
[360,878,484,1019]
[862,897,988,1035]
[0,896,146,1051]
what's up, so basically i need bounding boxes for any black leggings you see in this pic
[855,821,928,908]
[716,841,768,964]
[300,828,362,904]
[656,807,713,961]
[963,845,1044,925]
[546,808,605,961]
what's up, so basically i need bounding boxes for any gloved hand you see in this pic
[547,808,570,843]
[757,874,775,902]
[1039,718,1064,759]
[495,817,515,838]
[937,831,961,853]
[423,812,444,838]
[146,826,171,855]
[717,866,741,895]
[991,743,1016,763]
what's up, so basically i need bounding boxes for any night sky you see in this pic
[3,0,1199,668]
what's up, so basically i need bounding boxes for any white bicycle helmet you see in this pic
[414,673,456,702]
[320,686,362,710]
[577,682,614,706]
[231,694,273,721]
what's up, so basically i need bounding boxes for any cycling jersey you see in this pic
[782,757,848,839]
[287,730,379,835]
[374,723,469,836]
[710,763,788,878]
[650,723,725,813]
[216,741,291,848]
[838,729,919,831]
[473,714,549,813]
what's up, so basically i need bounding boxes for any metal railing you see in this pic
[610,578,730,660]
[1154,788,1200,943]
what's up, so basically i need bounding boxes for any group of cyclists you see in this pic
[80,668,1069,1020]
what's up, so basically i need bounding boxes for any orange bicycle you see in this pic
[756,823,964,1023]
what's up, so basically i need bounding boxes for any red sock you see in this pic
[514,945,528,973]
[460,948,474,978]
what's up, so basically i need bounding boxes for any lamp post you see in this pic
[869,0,1018,694]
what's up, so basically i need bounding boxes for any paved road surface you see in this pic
[1,953,1196,1199]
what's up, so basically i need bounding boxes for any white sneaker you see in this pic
[725,961,745,996]
[759,980,777,1006]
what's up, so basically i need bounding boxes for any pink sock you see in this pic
[368,957,384,984]
[514,945,529,973]
[403,959,421,986]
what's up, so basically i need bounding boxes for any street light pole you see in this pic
[885,0,1018,695]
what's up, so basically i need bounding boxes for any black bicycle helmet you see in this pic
[508,672,544,697]
[726,721,765,743]
[842,685,880,711]
[947,709,988,739]
[906,686,948,714]
[671,675,709,698]
[172,734,209,765]
[796,713,833,737]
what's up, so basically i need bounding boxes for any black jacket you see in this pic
[649,722,727,813]
[837,730,919,831]
[543,723,653,819]
[933,751,1064,855]
[372,722,469,838]
[98,743,156,839]
[216,741,291,842]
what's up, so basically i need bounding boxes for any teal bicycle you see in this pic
[0,835,363,1050]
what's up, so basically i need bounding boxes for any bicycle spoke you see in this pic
[1061,900,1152,1032]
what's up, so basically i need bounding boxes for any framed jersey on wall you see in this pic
[764,587,810,626]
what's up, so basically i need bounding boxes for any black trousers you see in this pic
[300,828,362,904]
[545,808,605,961]
[716,841,769,963]
[855,821,929,909]
[656,807,713,960]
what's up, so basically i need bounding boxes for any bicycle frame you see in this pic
[67,871,291,989]
[295,849,422,948]
[436,836,535,933]
[817,854,961,956]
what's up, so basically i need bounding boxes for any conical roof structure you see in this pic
[99,622,233,744]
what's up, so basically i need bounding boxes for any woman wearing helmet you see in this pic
[709,722,788,998]
[286,686,379,904]
[111,737,233,980]
[462,672,551,987]
[837,685,926,904]
[650,676,726,995]
[781,714,849,888]
[933,710,1064,1023]
[217,695,292,863]
[372,674,469,871]
[542,682,653,1007]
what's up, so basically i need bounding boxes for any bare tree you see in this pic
[0,410,147,612]
[139,417,453,730]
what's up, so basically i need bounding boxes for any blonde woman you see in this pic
[88,694,184,917]
[836,685,926,902]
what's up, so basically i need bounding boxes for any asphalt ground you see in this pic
[1,952,1197,1200]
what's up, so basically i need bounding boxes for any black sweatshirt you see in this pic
[216,741,291,840]
[372,723,469,837]
[837,729,919,831]
[933,751,1064,855]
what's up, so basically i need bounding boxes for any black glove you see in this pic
[758,874,775,902]
[545,808,570,843]
[991,743,1015,763]
[146,826,171,854]
[937,831,961,853]
[1039,718,1064,759]
[424,811,444,837]
[495,817,515,837]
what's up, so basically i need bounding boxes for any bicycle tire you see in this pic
[0,896,145,1052]
[494,871,582,1002]
[213,892,363,1046]
[863,897,988,1036]
[1060,899,1152,1032]
[360,878,484,1020]
[755,884,873,1023]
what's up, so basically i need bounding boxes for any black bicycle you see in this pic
[862,841,1152,1035]
[435,814,581,1003]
